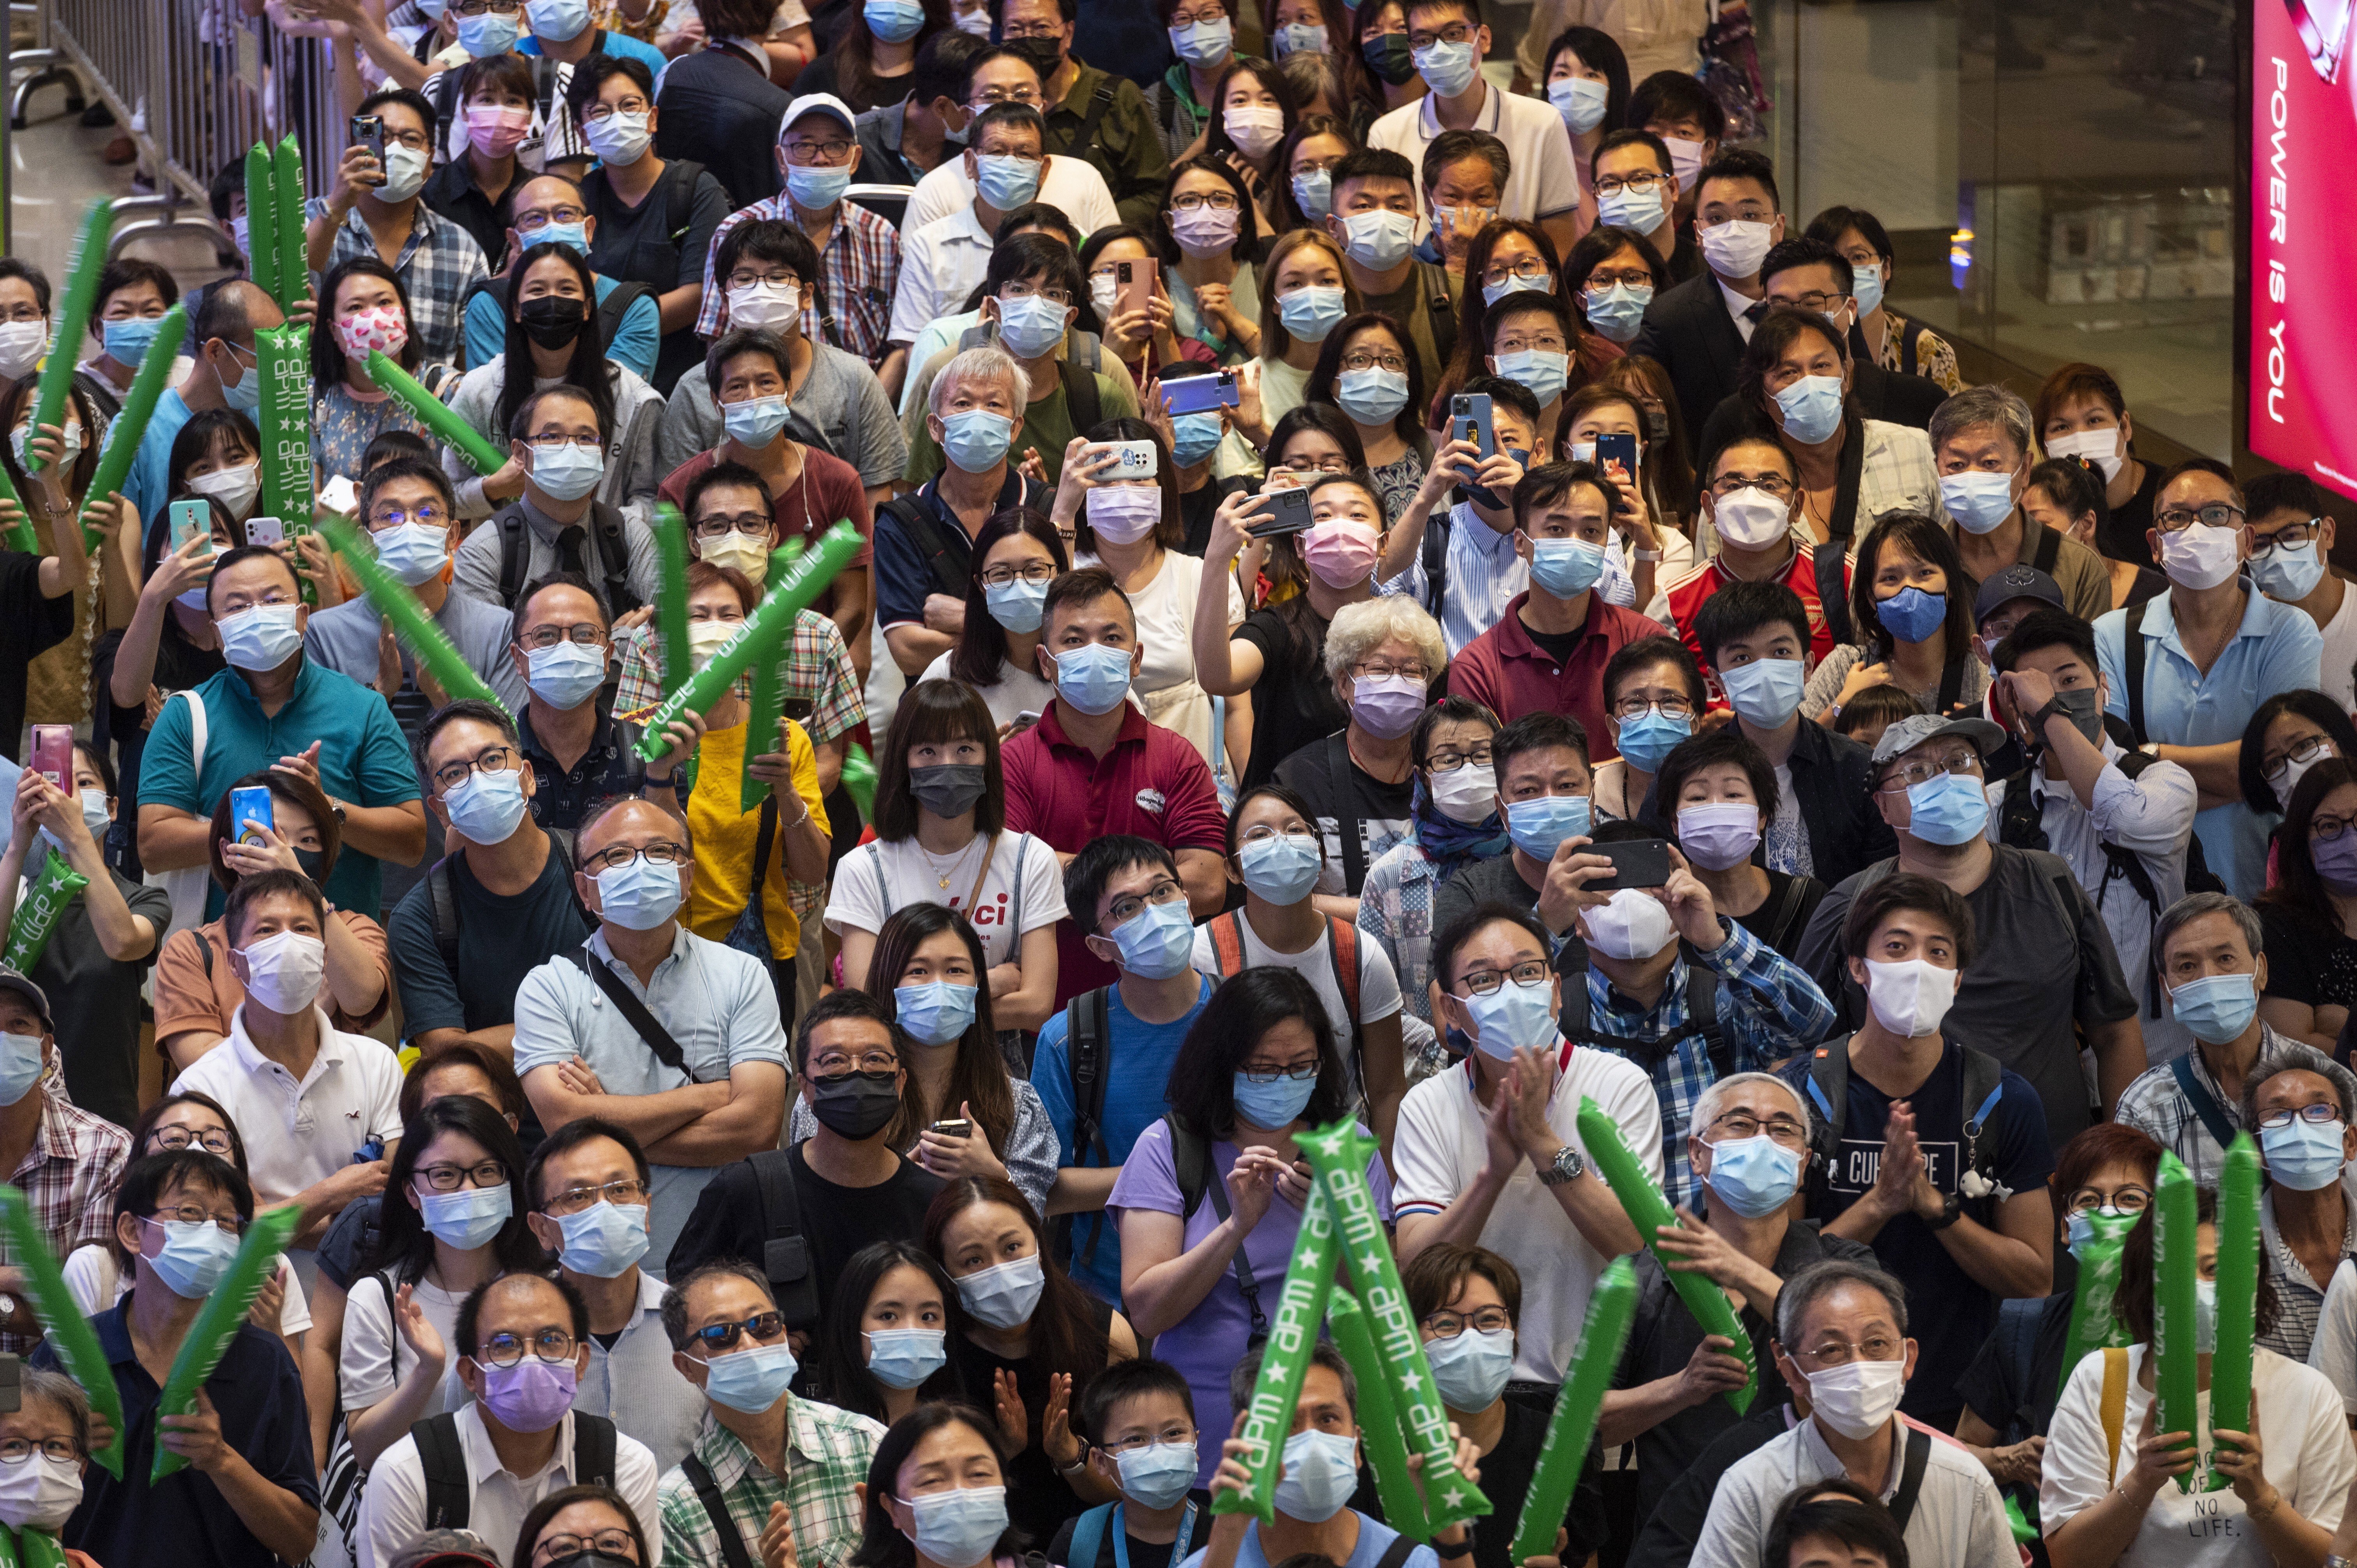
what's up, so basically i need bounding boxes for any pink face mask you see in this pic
[334,305,409,360]
[1300,519,1379,588]
[465,103,534,158]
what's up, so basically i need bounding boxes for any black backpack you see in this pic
[1051,985,1116,1273]
[1557,941,1734,1079]
[491,498,643,617]
[1800,1030,2009,1202]
[423,832,596,982]
[415,1407,616,1529]
[739,1149,824,1329]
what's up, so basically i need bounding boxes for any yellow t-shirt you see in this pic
[686,716,828,959]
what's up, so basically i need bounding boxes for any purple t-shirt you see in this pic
[1106,1121,1395,1485]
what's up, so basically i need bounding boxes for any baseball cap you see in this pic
[780,93,857,141]
[1972,563,2066,627]
[1869,711,2007,770]
[0,968,51,1028]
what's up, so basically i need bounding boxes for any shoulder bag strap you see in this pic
[1812,539,1852,650]
[1070,82,1117,160]
[1326,733,1368,895]
[412,1413,471,1530]
[964,832,1002,920]
[2125,596,2150,746]
[564,946,689,1072]
[1886,1428,1932,1532]
[1828,408,1867,547]
[572,1412,618,1488]
[1760,874,1807,954]
[1936,651,1966,716]
[1373,1534,1420,1568]
[2170,1052,2239,1154]
[2032,520,2061,576]
[682,1454,760,1568]
[1201,1156,1266,1343]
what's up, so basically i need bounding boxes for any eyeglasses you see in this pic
[693,513,772,540]
[1426,746,1492,772]
[1592,172,1670,198]
[1168,2,1225,21]
[1352,659,1429,682]
[0,1439,78,1466]
[1341,349,1408,374]
[1481,257,1551,286]
[369,504,447,531]
[727,268,800,290]
[581,99,651,123]
[1794,1335,1901,1367]
[476,1328,579,1368]
[534,1534,636,1566]
[2257,1102,2344,1132]
[1001,278,1071,305]
[1493,332,1566,356]
[1457,959,1551,997]
[1710,473,1794,500]
[415,1158,508,1192]
[542,1178,652,1216]
[972,86,1043,105]
[783,138,854,166]
[1000,18,1062,37]
[433,745,519,794]
[1237,1061,1319,1085]
[1704,205,1775,224]
[1105,878,1186,928]
[1421,1307,1512,1338]
[2154,503,2246,533]
[518,206,589,230]
[581,841,691,872]
[2252,518,2324,556]
[526,434,600,452]
[981,561,1057,588]
[1877,746,1982,793]
[1170,191,1240,213]
[1101,1425,1198,1454]
[1769,291,1848,315]
[147,1125,234,1155]
[2314,813,2357,843]
[2064,1185,2152,1214]
[1406,23,1474,45]
[689,1311,787,1353]
[1237,824,1315,849]
[810,1047,900,1075]
[148,1206,244,1236]
[451,0,520,13]
[2265,735,2334,782]
[1708,1109,1808,1146]
[1611,695,1695,720]
[518,623,606,650]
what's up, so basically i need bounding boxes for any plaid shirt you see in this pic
[1358,837,1489,1084]
[611,609,864,741]
[2258,1185,2357,1361]
[1581,916,1837,1210]
[2115,1026,2357,1190]
[694,198,901,366]
[0,1080,131,1353]
[304,198,491,368]
[657,1399,883,1568]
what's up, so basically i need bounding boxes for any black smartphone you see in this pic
[1449,392,1496,461]
[350,113,386,173]
[1595,431,1639,483]
[1587,838,1673,891]
[1248,485,1315,537]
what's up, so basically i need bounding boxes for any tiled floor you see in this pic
[7,83,238,298]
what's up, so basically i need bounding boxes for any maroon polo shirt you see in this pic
[1002,701,1229,1005]
[1448,591,1661,762]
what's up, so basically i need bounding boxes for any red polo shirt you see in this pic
[1003,701,1228,1005]
[1448,592,1661,762]
[1661,549,1852,701]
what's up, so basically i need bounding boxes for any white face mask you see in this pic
[1862,957,1957,1038]
[237,929,328,1016]
[2044,427,2123,482]
[0,1447,81,1531]
[0,320,48,380]
[187,461,263,521]
[1582,887,1676,961]
[1805,1358,1906,1441]
[1428,763,1497,825]
[2160,522,2243,591]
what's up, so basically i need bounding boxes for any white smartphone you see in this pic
[245,515,287,547]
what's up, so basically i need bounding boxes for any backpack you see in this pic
[414,1407,618,1529]
[877,491,986,603]
[582,158,709,279]
[1203,909,1362,1068]
[1052,984,1116,1271]
[1557,942,1733,1080]
[1800,1029,2010,1203]
[740,1148,823,1328]
[424,832,594,985]
[492,498,643,617]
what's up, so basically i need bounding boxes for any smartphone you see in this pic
[230,785,275,846]
[1108,439,1157,478]
[1587,838,1674,892]
[1249,485,1315,538]
[1450,393,1497,461]
[1163,370,1239,416]
[350,113,385,175]
[931,1119,972,1139]
[28,727,70,791]
[317,474,359,515]
[1595,431,1639,483]
[168,498,216,554]
[245,515,286,547]
[1114,258,1153,322]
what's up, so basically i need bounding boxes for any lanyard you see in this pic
[1111,1501,1198,1568]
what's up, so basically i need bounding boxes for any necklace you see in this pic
[916,835,981,890]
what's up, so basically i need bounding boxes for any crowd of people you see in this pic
[0,5,2348,1568]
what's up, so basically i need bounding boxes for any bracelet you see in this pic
[1633,548,1663,562]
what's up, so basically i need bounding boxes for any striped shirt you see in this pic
[2259,1184,2357,1362]
[695,197,902,367]
[657,1399,883,1568]
[1378,501,1635,657]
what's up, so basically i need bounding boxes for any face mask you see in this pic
[1482,271,1553,309]
[1901,768,1988,846]
[1115,1439,1200,1509]
[336,304,410,361]
[1339,210,1417,272]
[1167,15,1232,64]
[2279,745,2336,806]
[594,858,682,930]
[527,641,605,709]
[102,314,165,364]
[38,788,109,867]
[1596,182,1666,233]
[239,930,327,1015]
[145,1216,242,1299]
[1170,204,1242,258]
[1547,73,1610,132]
[1505,793,1589,860]
[1718,657,1806,730]
[420,1183,513,1250]
[994,293,1069,360]
[1008,33,1063,74]
[1089,274,1119,316]
[2318,833,2357,895]
[1677,802,1760,871]
[1048,642,1133,715]
[217,347,263,415]
[955,1253,1046,1329]
[1171,412,1224,467]
[2065,1206,2122,1259]
[373,520,449,587]
[1431,763,1497,825]
[477,1357,578,1433]
[1874,585,1946,645]
[1274,1429,1359,1523]
[866,0,926,41]
[908,763,989,820]
[1352,673,1425,740]
[1412,37,1479,96]
[787,163,852,210]
[2193,1277,2218,1354]
[2025,686,2106,753]
[809,1069,901,1138]
[1300,519,1379,587]
[953,7,991,35]
[2045,427,2124,482]
[702,1340,799,1413]
[1773,374,1843,446]
[230,215,252,259]
[584,109,651,166]
[1291,168,1333,221]
[1233,1069,1317,1129]
[1277,285,1348,343]
[1711,486,1791,550]
[444,766,530,845]
[727,280,801,334]
[907,1485,1008,1568]
[0,1449,82,1533]
[1336,366,1411,426]
[1239,833,1322,904]
[1528,537,1608,600]
[1585,888,1675,961]
[526,0,589,37]
[189,461,263,521]
[940,408,1015,473]
[702,531,772,584]
[2168,972,2259,1047]
[1602,712,1686,780]
[986,576,1047,632]
[518,295,587,350]
[1863,957,1956,1038]
[1493,349,1569,406]
[1581,279,1651,344]
[1463,976,1555,1059]
[724,394,792,448]
[526,220,592,258]
[2253,539,2326,601]
[1273,21,1326,56]
[2161,523,2243,591]
[551,1198,651,1278]
[687,620,740,673]
[1938,468,2018,535]
[1109,899,1195,980]
[867,1327,949,1389]
[465,102,533,158]
[1699,218,1775,280]
[896,980,978,1045]
[0,321,46,381]
[1660,134,1706,187]
[975,153,1042,211]
[1362,32,1417,85]
[362,135,428,201]
[1427,1325,1514,1411]
[1848,261,1885,318]
[2261,1113,2347,1192]
[529,440,605,502]
[1705,1132,1802,1218]
[0,1033,42,1108]
[1805,1359,1906,1441]
[1224,104,1286,159]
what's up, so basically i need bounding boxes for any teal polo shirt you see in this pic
[136,656,422,916]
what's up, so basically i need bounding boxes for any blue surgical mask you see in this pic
[527,641,606,710]
[895,980,977,1045]
[217,603,304,673]
[1547,75,1610,133]
[940,408,1014,473]
[1277,285,1347,343]
[2169,973,2260,1047]
[1171,412,1223,467]
[1705,1132,1802,1218]
[1773,373,1843,445]
[1291,168,1332,221]
[530,440,605,501]
[419,1183,513,1250]
[995,293,1068,360]
[1168,16,1232,64]
[102,315,165,365]
[1615,710,1692,776]
[786,163,852,211]
[1596,185,1665,234]
[1274,1429,1359,1523]
[2253,540,2327,602]
[1412,37,1479,96]
[444,766,530,844]
[145,1216,242,1299]
[1233,1069,1317,1130]
[0,1033,41,1107]
[985,576,1048,632]
[1493,348,1569,406]
[529,220,589,255]
[1336,366,1411,426]
[701,1341,799,1413]
[219,351,263,415]
[553,1199,652,1277]
[1718,657,1805,730]
[594,858,683,931]
[955,1254,1045,1329]
[1940,469,2019,536]
[1505,793,1589,860]
[2194,1277,2218,1355]
[975,153,1042,211]
[724,394,792,449]
[2260,1113,2348,1192]
[1426,1326,1514,1412]
[909,1485,1008,1568]
[1272,21,1325,56]
[1874,585,1946,645]
[1238,832,1322,904]
[374,520,451,586]
[1903,770,1989,846]
[1048,641,1132,715]
[457,7,521,55]
[1482,272,1553,308]
[1463,978,1555,1059]
[1850,262,1885,318]
[1115,1440,1200,1510]
[866,1327,949,1389]
[865,0,926,42]
[1528,537,1607,599]
[1110,899,1195,980]
[1582,280,1650,344]
[1339,210,1417,272]
[526,0,590,39]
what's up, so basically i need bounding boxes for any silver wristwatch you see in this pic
[1537,1144,1586,1187]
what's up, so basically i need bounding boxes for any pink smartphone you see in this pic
[29,726,71,791]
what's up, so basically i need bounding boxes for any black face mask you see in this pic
[806,1069,901,1139]
[294,846,328,883]
[1009,35,1063,80]
[2032,685,2106,750]
[908,763,989,819]
[519,295,587,350]
[1362,33,1417,86]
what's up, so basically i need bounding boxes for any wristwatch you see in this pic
[1924,1190,1963,1231]
[1537,1144,1586,1187]
[2032,697,2073,734]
